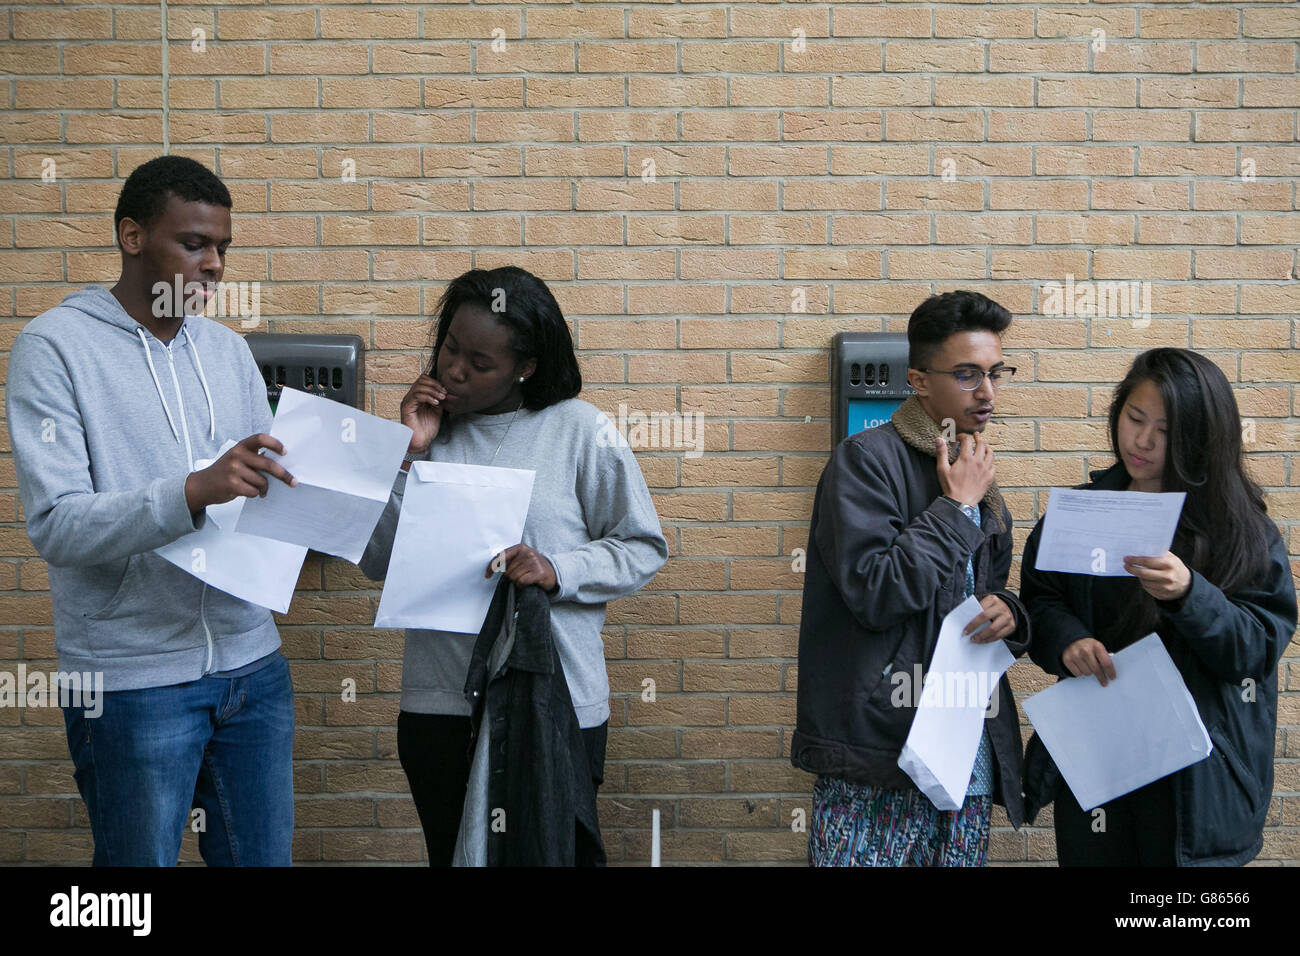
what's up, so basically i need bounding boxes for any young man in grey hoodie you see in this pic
[7,156,299,866]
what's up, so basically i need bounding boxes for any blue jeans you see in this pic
[62,652,295,866]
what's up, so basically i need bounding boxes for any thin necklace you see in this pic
[476,400,524,466]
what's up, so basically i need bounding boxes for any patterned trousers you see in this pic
[809,775,993,867]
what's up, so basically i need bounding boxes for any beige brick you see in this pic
[1149,77,1237,110]
[989,42,1087,73]
[631,76,727,109]
[884,40,984,74]
[1036,214,1134,246]
[1198,42,1295,74]
[991,180,1089,210]
[1137,145,1236,177]
[4,8,1300,869]
[832,76,930,108]
[1243,8,1300,39]
[887,110,984,142]
[1093,110,1191,142]
[1195,250,1293,281]
[1038,9,1136,38]
[1039,77,1136,109]
[629,353,728,385]
[1095,42,1193,74]
[1196,111,1294,143]
[1137,214,1236,246]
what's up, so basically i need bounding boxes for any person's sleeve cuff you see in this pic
[929,495,985,553]
[158,475,204,535]
[988,588,1031,656]
[547,551,574,602]
[1155,569,1202,617]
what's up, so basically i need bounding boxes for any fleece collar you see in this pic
[890,395,1006,534]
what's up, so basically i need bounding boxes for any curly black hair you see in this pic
[114,155,232,242]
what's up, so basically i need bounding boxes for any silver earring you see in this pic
[519,377,525,382]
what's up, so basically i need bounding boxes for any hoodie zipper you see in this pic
[164,337,215,675]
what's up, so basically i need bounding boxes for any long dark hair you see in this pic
[1102,348,1272,645]
[428,266,582,412]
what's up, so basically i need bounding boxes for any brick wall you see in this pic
[1,1,1297,865]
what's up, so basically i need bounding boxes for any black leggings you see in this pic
[397,711,608,866]
[1053,774,1177,866]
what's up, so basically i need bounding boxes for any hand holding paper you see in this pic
[1022,633,1212,811]
[156,440,308,613]
[375,461,536,633]
[235,388,412,563]
[897,595,1016,811]
[185,432,297,512]
[1034,488,1185,576]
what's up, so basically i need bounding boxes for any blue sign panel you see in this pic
[847,398,905,438]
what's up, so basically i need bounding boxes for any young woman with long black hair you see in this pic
[1020,347,1296,866]
[360,266,668,864]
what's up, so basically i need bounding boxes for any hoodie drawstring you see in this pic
[137,327,180,443]
[137,323,217,446]
[182,324,216,441]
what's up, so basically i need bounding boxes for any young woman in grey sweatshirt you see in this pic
[360,265,668,864]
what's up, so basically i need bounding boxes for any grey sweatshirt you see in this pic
[6,285,280,690]
[360,397,668,728]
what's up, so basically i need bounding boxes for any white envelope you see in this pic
[897,595,1016,811]
[375,461,535,634]
[155,441,309,613]
[234,387,412,563]
[1022,632,1212,811]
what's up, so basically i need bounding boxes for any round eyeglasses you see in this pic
[918,367,1017,390]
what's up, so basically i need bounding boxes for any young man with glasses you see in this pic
[792,290,1032,866]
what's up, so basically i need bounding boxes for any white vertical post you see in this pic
[651,808,661,867]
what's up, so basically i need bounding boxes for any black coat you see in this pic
[1019,462,1298,866]
[791,423,1033,826]
[464,580,605,866]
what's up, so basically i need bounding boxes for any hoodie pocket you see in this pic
[85,553,201,659]
[85,555,141,621]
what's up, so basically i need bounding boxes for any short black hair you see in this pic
[430,266,582,411]
[906,290,1012,369]
[114,156,232,241]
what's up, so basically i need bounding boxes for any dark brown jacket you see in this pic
[792,416,1032,826]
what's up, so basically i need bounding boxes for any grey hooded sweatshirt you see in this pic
[360,398,669,728]
[6,285,281,691]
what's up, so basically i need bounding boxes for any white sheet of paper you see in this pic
[235,388,412,563]
[1022,633,1212,811]
[375,461,536,633]
[897,595,1016,811]
[155,441,309,613]
[1034,488,1185,576]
